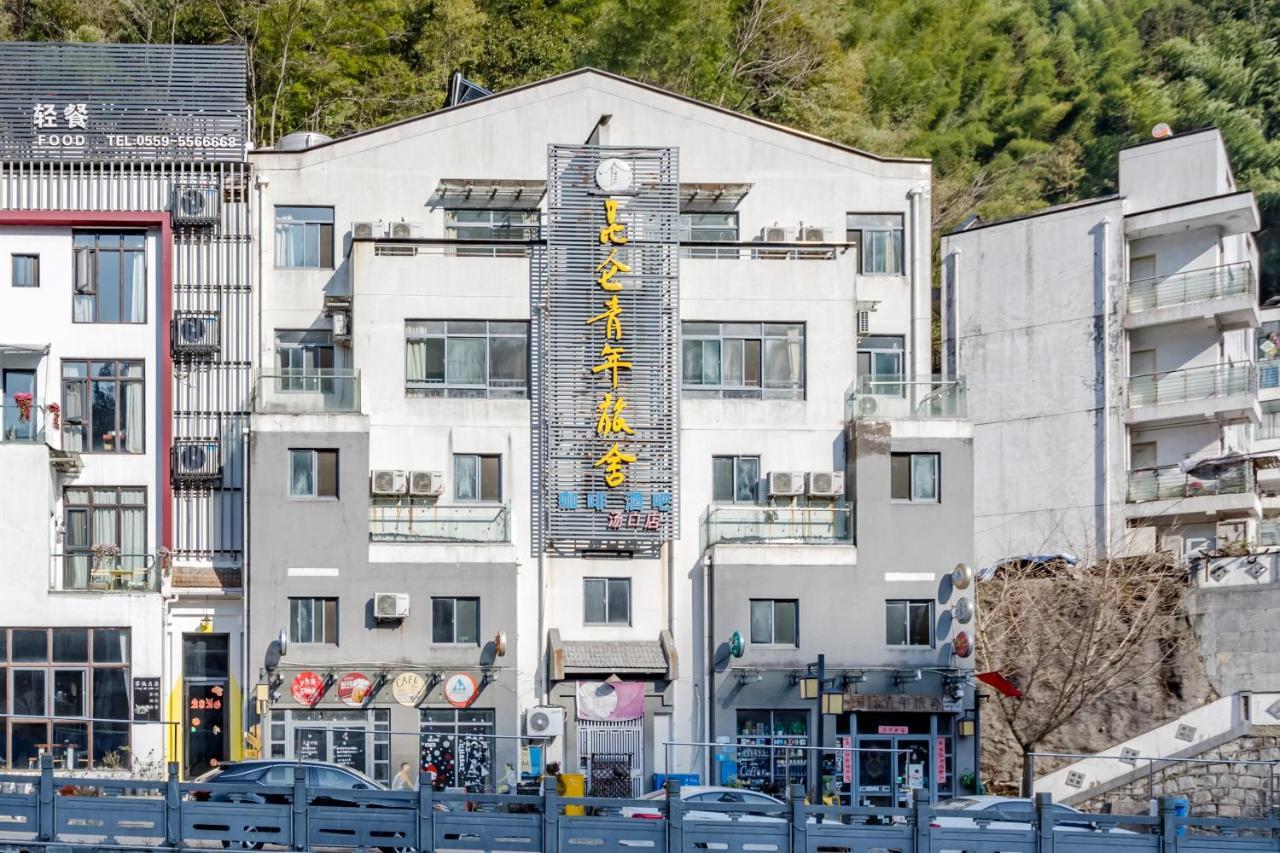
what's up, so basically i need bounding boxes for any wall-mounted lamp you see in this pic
[893,669,922,687]
[799,673,820,699]
[840,671,866,690]
[197,616,213,633]
[736,669,763,686]
[820,691,844,715]
[958,712,976,738]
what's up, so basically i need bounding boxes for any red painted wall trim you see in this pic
[0,210,174,549]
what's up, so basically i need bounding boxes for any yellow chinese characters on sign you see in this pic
[589,196,638,488]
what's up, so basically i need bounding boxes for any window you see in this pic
[712,455,760,503]
[290,598,338,644]
[445,209,539,257]
[275,330,335,392]
[432,597,479,644]
[61,487,147,592]
[453,454,500,501]
[584,578,631,625]
[419,708,495,790]
[72,233,146,323]
[847,213,903,275]
[289,449,338,498]
[890,452,939,502]
[680,212,738,258]
[405,321,528,398]
[885,599,933,647]
[682,322,804,399]
[0,627,131,770]
[750,599,798,646]
[11,254,37,288]
[735,709,808,793]
[857,335,904,394]
[274,206,334,268]
[61,360,144,453]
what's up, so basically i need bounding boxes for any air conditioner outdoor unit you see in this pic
[767,471,806,497]
[799,226,826,242]
[370,469,408,496]
[171,185,221,226]
[374,592,410,621]
[761,226,789,243]
[171,439,221,485]
[389,221,423,239]
[857,396,879,416]
[409,470,445,497]
[352,220,384,240]
[171,311,220,356]
[807,471,845,498]
[526,706,565,738]
[331,310,350,341]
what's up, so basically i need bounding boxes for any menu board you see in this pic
[331,728,366,771]
[734,737,772,788]
[456,735,491,790]
[132,677,161,722]
[295,728,325,762]
[734,736,808,792]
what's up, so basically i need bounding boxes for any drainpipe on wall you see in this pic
[701,550,713,779]
[908,185,926,378]
[1101,216,1113,558]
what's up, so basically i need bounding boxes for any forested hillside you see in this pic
[3,0,1278,290]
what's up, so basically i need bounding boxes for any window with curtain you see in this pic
[275,330,335,392]
[61,488,146,592]
[72,233,146,323]
[274,206,334,268]
[444,209,539,257]
[289,449,338,498]
[712,456,760,503]
[453,454,500,501]
[682,322,804,399]
[846,213,904,275]
[0,628,130,770]
[584,578,631,625]
[405,320,528,398]
[431,597,480,644]
[11,254,38,287]
[885,600,933,646]
[60,361,144,454]
[749,599,798,646]
[890,452,940,502]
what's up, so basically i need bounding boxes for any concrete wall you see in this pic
[1187,584,1280,694]
[1118,130,1235,214]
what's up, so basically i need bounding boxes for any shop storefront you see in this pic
[419,707,496,791]
[730,709,808,796]
[269,707,392,783]
[837,711,955,806]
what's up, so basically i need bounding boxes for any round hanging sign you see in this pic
[392,672,427,707]
[291,671,325,707]
[954,631,973,659]
[337,672,373,707]
[952,562,974,590]
[443,672,478,708]
[728,631,745,659]
[954,597,974,624]
[595,158,633,193]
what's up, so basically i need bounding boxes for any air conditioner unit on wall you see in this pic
[526,706,565,738]
[761,225,789,243]
[807,471,845,498]
[374,592,410,621]
[171,185,221,226]
[370,469,408,496]
[799,226,827,242]
[352,220,384,239]
[767,471,806,497]
[409,471,445,497]
[389,221,423,239]
[171,311,220,356]
[171,439,221,485]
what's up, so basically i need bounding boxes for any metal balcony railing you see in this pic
[680,239,846,260]
[1126,462,1254,503]
[1127,362,1254,408]
[1125,261,1255,313]
[253,368,361,414]
[848,376,966,420]
[1,401,43,443]
[704,504,852,546]
[370,501,511,543]
[50,552,158,593]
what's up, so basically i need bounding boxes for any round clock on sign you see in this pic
[595,158,633,193]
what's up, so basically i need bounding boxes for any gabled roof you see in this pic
[255,67,927,166]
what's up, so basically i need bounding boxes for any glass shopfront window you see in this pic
[734,709,808,796]
[269,708,391,784]
[842,713,954,807]
[420,708,496,792]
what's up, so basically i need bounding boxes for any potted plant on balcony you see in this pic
[90,543,121,589]
[13,392,31,421]
[156,546,173,578]
[46,402,60,430]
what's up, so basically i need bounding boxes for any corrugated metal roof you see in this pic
[562,640,668,672]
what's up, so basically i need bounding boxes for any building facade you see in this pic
[245,68,976,801]
[943,128,1265,566]
[0,42,250,777]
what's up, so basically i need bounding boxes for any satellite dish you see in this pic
[494,631,507,657]
[277,629,289,657]
[1152,123,1173,139]
[952,562,974,590]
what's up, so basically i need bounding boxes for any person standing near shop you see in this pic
[392,762,415,791]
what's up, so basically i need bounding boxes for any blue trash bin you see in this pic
[1171,797,1189,837]
[652,773,700,793]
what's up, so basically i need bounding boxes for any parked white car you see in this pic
[932,796,1138,835]
[622,786,788,822]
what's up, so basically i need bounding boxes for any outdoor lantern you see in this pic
[821,691,844,715]
[958,714,977,738]
[798,674,820,699]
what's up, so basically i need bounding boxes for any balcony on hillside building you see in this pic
[2,400,45,444]
[50,552,158,593]
[1123,262,1258,330]
[1125,363,1257,427]
[253,369,361,415]
[704,503,853,548]
[1125,460,1260,521]
[848,377,966,420]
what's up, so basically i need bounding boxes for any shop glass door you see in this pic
[855,738,894,807]
[896,738,932,806]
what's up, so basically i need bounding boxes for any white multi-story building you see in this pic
[246,68,978,803]
[943,127,1265,565]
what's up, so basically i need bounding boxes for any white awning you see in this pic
[0,343,49,357]
[680,182,752,209]
[432,178,546,208]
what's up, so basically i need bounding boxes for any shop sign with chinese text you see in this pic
[533,146,680,554]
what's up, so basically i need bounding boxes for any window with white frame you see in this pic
[432,597,479,644]
[274,206,334,269]
[682,322,804,399]
[405,320,528,398]
[584,578,631,625]
[453,454,500,501]
[290,597,338,644]
[890,452,939,502]
[289,449,338,498]
[444,209,539,257]
[749,599,798,646]
[846,213,904,275]
[885,599,932,647]
[712,455,760,503]
[72,233,147,324]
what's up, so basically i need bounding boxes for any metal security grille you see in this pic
[0,43,247,162]
[576,719,644,798]
[532,146,680,555]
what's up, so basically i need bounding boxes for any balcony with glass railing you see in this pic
[370,502,510,544]
[1126,461,1257,520]
[253,369,361,414]
[704,504,852,547]
[1,401,45,444]
[50,552,158,593]
[1126,363,1256,425]
[847,376,966,420]
[1124,262,1258,328]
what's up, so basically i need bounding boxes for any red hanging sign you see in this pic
[936,737,948,784]
[291,671,325,707]
[337,672,373,707]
